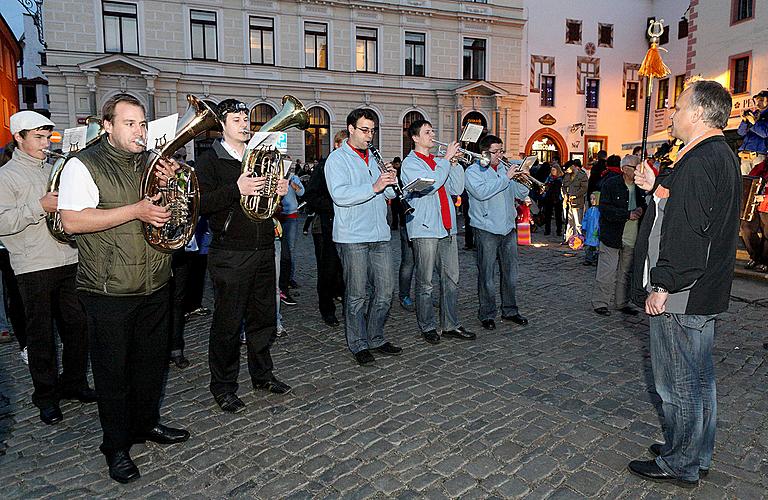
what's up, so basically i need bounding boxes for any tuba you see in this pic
[139,94,220,252]
[45,117,105,243]
[240,95,309,221]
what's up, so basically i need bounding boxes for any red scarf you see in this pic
[415,151,451,230]
[349,144,369,163]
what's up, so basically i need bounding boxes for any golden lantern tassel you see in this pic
[639,42,671,79]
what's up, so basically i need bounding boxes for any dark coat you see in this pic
[598,174,647,249]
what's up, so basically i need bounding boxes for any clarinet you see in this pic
[368,143,414,215]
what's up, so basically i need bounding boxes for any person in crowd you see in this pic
[739,159,768,272]
[195,99,291,414]
[278,163,305,301]
[325,109,403,365]
[464,135,530,331]
[587,149,608,199]
[561,159,589,244]
[541,164,563,236]
[0,242,26,362]
[303,131,347,326]
[0,111,95,428]
[401,119,472,345]
[592,155,646,316]
[393,155,416,312]
[581,192,600,266]
[58,95,189,483]
[627,79,741,488]
[389,157,403,231]
[736,89,767,175]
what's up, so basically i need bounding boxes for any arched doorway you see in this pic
[524,127,568,164]
[304,106,330,162]
[402,110,424,158]
[250,103,276,132]
[462,111,488,152]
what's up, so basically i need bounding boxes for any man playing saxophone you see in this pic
[195,99,291,414]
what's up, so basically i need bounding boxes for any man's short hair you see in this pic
[407,119,432,140]
[606,154,621,167]
[347,108,377,128]
[685,79,732,130]
[217,99,248,121]
[102,94,146,123]
[597,150,607,159]
[478,134,502,152]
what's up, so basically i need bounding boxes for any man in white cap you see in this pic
[0,111,95,425]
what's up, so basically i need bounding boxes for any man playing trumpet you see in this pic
[737,89,767,175]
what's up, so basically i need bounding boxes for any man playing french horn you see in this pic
[58,94,190,484]
[195,99,291,415]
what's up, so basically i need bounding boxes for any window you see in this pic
[463,38,486,80]
[678,18,688,39]
[540,76,555,107]
[305,107,330,162]
[731,0,754,24]
[249,17,274,65]
[191,10,217,61]
[585,79,599,108]
[356,28,378,72]
[304,22,327,69]
[598,23,613,48]
[626,81,638,111]
[250,104,277,132]
[730,54,751,95]
[103,2,138,54]
[566,19,582,44]
[405,32,425,77]
[656,78,669,109]
[659,25,669,45]
[530,55,554,92]
[673,75,686,105]
[577,57,599,94]
[23,85,37,107]
[402,110,425,158]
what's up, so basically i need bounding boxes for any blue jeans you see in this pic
[398,226,414,300]
[337,242,394,354]
[412,236,460,332]
[475,228,519,321]
[650,313,717,481]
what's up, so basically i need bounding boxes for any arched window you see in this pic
[304,106,330,162]
[402,110,425,158]
[250,103,277,132]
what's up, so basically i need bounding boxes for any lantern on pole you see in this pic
[638,20,671,170]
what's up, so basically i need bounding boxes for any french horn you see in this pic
[240,95,309,221]
[139,94,220,252]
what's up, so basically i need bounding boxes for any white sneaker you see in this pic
[277,325,287,337]
[20,347,28,365]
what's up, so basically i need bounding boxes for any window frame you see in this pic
[540,75,556,107]
[577,56,599,94]
[102,1,139,55]
[249,16,275,66]
[530,55,555,93]
[190,9,218,61]
[355,27,378,73]
[729,52,751,95]
[304,21,328,69]
[656,78,670,109]
[673,75,686,105]
[404,31,426,77]
[598,23,613,48]
[463,37,487,80]
[731,0,755,25]
[566,19,582,45]
[585,78,600,109]
[626,81,639,111]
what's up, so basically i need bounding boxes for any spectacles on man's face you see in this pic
[354,126,378,135]
[488,148,505,155]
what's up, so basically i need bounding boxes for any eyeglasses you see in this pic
[488,148,505,155]
[354,126,378,135]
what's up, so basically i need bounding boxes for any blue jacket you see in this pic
[280,174,305,215]
[325,139,394,243]
[582,206,600,247]
[465,161,530,236]
[401,151,464,239]
[737,109,768,154]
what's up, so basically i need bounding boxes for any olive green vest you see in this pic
[75,136,171,296]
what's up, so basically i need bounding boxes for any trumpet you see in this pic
[500,157,545,189]
[434,140,491,167]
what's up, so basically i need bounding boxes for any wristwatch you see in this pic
[651,285,668,294]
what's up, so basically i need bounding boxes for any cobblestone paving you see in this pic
[1,221,767,499]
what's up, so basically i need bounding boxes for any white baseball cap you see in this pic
[10,111,55,135]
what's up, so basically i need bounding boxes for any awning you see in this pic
[621,129,672,151]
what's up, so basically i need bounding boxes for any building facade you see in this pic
[42,0,526,162]
[0,14,22,146]
[18,13,50,115]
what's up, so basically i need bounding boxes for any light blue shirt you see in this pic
[465,160,530,236]
[325,139,395,243]
[401,151,464,239]
[280,174,305,215]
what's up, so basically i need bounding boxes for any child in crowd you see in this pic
[582,192,600,266]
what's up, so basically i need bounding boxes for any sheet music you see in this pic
[146,114,179,151]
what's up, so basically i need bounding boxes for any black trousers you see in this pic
[208,247,276,397]
[80,287,170,455]
[1,249,26,349]
[16,264,89,408]
[740,218,767,264]
[461,192,474,248]
[313,213,344,317]
[184,253,208,312]
[170,251,191,356]
[542,199,564,234]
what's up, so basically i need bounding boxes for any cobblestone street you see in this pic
[1,219,767,499]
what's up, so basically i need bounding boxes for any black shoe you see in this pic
[60,387,98,403]
[756,264,768,272]
[442,327,476,340]
[594,307,611,316]
[106,450,140,484]
[648,444,709,477]
[481,319,496,330]
[170,355,190,369]
[354,349,375,366]
[134,424,190,445]
[279,290,297,306]
[322,314,340,327]
[373,342,403,356]
[254,377,292,395]
[39,405,63,425]
[215,392,246,413]
[422,330,441,345]
[619,306,639,316]
[745,259,757,269]
[627,459,698,488]
[502,314,528,326]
